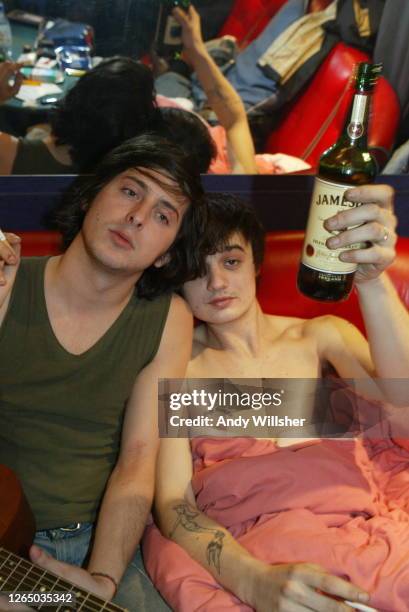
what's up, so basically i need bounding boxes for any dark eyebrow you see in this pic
[123,175,180,219]
[222,244,245,253]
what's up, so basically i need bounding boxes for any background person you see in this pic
[154,6,310,174]
[155,0,384,149]
[154,3,258,174]
[0,56,159,175]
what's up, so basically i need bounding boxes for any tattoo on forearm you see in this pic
[206,530,225,574]
[170,503,226,574]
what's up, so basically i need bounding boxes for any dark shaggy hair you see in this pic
[196,193,265,275]
[155,107,216,174]
[51,56,158,172]
[53,133,207,299]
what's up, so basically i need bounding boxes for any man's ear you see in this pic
[153,252,171,268]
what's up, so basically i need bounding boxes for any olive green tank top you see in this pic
[12,139,75,175]
[0,257,171,529]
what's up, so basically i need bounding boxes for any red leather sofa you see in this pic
[258,232,409,335]
[20,231,62,257]
[218,0,288,44]
[19,230,409,336]
[218,0,400,169]
[264,45,400,170]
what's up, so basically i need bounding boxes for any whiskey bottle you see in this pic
[154,0,190,60]
[297,62,381,302]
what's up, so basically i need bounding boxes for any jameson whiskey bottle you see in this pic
[154,0,191,60]
[297,62,381,302]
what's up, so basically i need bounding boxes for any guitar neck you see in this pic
[0,548,126,611]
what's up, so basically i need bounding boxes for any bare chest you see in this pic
[46,305,123,356]
[187,338,322,446]
[189,337,321,379]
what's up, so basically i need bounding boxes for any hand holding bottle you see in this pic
[298,62,383,301]
[172,5,206,62]
[324,183,397,284]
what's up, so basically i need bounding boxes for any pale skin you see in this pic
[171,5,258,174]
[0,167,193,600]
[155,184,409,611]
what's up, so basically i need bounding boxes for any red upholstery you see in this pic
[257,232,409,335]
[19,231,62,257]
[218,1,400,169]
[264,43,400,170]
[218,0,287,45]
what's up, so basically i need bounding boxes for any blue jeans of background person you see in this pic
[154,0,303,112]
[34,524,170,611]
[224,0,304,110]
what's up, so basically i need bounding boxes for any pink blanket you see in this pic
[144,432,409,611]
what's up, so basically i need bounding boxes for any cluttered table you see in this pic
[0,19,81,135]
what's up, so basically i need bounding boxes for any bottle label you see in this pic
[347,94,368,140]
[164,15,182,45]
[301,177,364,274]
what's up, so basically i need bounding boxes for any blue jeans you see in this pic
[34,524,170,612]
[154,0,303,112]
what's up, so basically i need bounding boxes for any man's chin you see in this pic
[202,309,240,325]
[90,251,142,277]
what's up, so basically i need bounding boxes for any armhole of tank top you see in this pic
[144,292,173,366]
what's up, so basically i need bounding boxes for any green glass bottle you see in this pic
[154,0,191,60]
[297,62,382,302]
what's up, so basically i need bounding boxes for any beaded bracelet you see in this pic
[90,571,118,597]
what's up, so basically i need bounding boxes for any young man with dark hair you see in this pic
[0,133,204,611]
[0,56,160,175]
[150,185,409,611]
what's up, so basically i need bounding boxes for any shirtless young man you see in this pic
[154,185,409,611]
[0,134,204,611]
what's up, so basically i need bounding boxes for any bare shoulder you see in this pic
[270,313,367,353]
[161,293,193,338]
[302,314,362,342]
[167,293,193,323]
[155,294,193,361]
[0,132,18,174]
[302,314,373,376]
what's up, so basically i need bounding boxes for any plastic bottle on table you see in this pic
[0,2,12,61]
